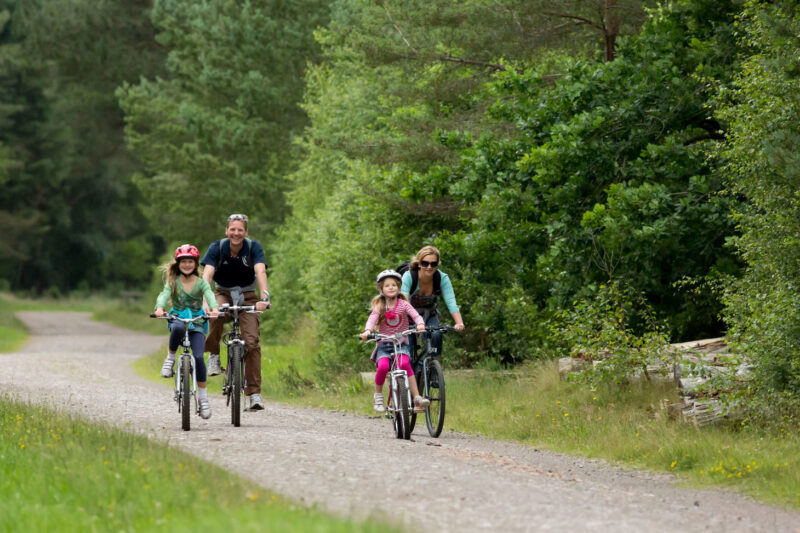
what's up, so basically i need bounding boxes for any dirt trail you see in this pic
[3,311,799,532]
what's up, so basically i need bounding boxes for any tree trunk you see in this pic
[603,0,619,61]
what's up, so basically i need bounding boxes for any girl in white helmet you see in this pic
[360,269,429,413]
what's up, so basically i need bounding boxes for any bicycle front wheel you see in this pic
[229,344,243,427]
[181,355,191,431]
[394,377,411,440]
[425,359,445,437]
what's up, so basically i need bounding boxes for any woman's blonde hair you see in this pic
[370,278,408,326]
[409,245,441,270]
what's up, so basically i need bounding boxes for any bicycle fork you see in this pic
[389,369,411,412]
[174,349,197,412]
[223,338,246,397]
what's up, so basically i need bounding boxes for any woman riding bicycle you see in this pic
[401,245,465,360]
[154,244,220,419]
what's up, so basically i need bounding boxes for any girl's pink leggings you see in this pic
[375,355,413,387]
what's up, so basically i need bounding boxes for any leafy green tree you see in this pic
[717,0,800,408]
[409,0,743,362]
[118,0,329,247]
[0,0,165,291]
[269,0,657,363]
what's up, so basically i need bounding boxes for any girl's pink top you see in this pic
[364,298,424,344]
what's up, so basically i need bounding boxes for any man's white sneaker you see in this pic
[207,353,222,376]
[160,358,174,378]
[373,393,386,413]
[247,393,264,411]
[198,397,212,419]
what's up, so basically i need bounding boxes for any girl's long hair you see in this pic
[370,279,408,326]
[409,245,441,270]
[158,257,200,290]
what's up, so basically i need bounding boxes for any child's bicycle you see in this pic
[409,325,453,438]
[364,329,418,440]
[217,302,263,427]
[150,313,210,431]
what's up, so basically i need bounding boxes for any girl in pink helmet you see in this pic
[360,269,429,413]
[154,244,220,419]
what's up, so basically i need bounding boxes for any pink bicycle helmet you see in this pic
[174,244,200,260]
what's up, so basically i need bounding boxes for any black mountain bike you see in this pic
[409,325,453,438]
[217,303,262,427]
[150,313,209,431]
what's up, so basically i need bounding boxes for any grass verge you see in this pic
[0,397,392,532]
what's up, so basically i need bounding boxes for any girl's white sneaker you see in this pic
[373,393,386,413]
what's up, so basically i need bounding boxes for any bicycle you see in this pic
[409,325,454,438]
[150,313,210,431]
[364,329,418,440]
[216,302,263,427]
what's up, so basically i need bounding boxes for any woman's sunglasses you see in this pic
[420,260,439,268]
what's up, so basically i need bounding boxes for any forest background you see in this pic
[2,0,800,422]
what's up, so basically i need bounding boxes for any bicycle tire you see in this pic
[425,359,445,437]
[409,370,422,434]
[230,344,243,427]
[394,377,411,440]
[181,355,191,431]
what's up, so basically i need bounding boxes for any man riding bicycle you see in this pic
[201,213,271,411]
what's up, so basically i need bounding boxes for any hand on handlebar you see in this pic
[256,300,270,312]
[454,323,465,332]
[154,308,166,318]
[359,330,371,341]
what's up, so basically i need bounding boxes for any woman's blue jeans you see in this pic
[410,311,441,361]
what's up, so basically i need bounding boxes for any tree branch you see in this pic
[540,11,604,32]
[382,3,417,54]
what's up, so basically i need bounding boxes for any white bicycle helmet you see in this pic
[376,269,402,288]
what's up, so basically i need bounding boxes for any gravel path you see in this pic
[3,311,799,532]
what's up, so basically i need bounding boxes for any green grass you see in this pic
[0,397,393,532]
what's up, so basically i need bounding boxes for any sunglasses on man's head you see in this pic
[420,260,438,268]
[228,213,248,222]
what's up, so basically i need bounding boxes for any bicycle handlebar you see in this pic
[216,303,265,316]
[149,313,211,322]
[362,325,455,342]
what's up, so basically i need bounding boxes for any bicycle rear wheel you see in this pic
[409,370,421,434]
[229,344,243,427]
[425,359,445,437]
[180,355,191,431]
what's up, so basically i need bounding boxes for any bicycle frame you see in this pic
[410,325,453,438]
[366,328,417,439]
[217,303,262,426]
[151,313,209,430]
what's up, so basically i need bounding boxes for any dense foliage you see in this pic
[717,0,800,416]
[3,0,800,414]
[0,0,164,292]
